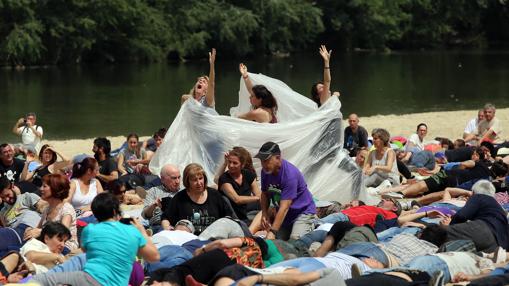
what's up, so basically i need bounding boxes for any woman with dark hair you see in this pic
[407,123,428,151]
[20,144,69,188]
[181,49,216,108]
[24,174,78,250]
[29,192,159,286]
[108,179,143,206]
[238,64,278,123]
[310,45,337,107]
[21,222,71,274]
[66,157,104,213]
[216,147,261,221]
[363,128,399,187]
[117,133,149,176]
[161,163,232,233]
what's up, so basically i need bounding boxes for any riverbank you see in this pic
[44,108,509,158]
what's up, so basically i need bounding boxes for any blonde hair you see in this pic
[183,163,208,189]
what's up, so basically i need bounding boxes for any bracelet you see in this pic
[324,67,330,69]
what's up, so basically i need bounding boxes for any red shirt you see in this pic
[341,205,397,227]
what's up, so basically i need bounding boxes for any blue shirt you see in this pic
[82,221,146,286]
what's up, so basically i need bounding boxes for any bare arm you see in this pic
[459,160,475,169]
[205,48,216,107]
[250,180,262,197]
[319,45,332,105]
[221,183,260,205]
[25,251,63,266]
[20,161,32,181]
[214,153,228,184]
[271,200,292,231]
[96,170,119,184]
[239,63,254,97]
[132,218,160,263]
[237,271,321,286]
[313,235,335,257]
[64,180,76,204]
[117,153,127,175]
[161,219,172,231]
[238,109,269,123]
[12,118,23,135]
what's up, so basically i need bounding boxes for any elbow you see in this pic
[145,251,160,263]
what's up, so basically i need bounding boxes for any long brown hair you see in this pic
[229,146,257,178]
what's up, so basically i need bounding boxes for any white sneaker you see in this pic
[378,179,392,190]
[366,187,381,196]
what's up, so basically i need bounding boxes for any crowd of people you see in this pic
[1,46,508,286]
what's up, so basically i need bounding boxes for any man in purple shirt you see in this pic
[255,142,316,240]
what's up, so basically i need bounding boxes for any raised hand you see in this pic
[209,48,216,65]
[319,45,332,63]
[239,63,248,77]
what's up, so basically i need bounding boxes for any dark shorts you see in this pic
[424,170,451,194]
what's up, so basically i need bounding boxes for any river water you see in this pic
[1,50,508,141]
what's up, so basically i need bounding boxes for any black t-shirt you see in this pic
[343,126,369,155]
[0,158,25,183]
[97,157,117,188]
[218,169,256,220]
[445,147,474,163]
[447,161,491,186]
[162,187,232,234]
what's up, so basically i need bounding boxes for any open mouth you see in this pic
[197,84,202,89]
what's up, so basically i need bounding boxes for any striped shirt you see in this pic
[381,233,438,265]
[315,252,371,279]
[142,185,178,226]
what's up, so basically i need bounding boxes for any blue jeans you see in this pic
[490,264,509,276]
[48,254,87,273]
[377,226,420,243]
[145,245,193,274]
[317,212,349,225]
[297,230,328,247]
[403,255,451,283]
[269,257,326,273]
[338,242,389,267]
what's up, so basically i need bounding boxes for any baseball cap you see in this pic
[254,142,281,161]
[497,147,509,157]
[176,219,195,233]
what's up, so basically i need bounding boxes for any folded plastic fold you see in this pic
[150,73,363,202]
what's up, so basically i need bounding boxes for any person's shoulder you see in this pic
[358,125,368,133]
[14,158,25,166]
[206,187,222,198]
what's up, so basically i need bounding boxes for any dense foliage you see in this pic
[0,0,508,65]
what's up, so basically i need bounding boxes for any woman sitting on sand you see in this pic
[20,145,69,192]
[406,123,428,151]
[310,45,340,107]
[363,128,400,187]
[24,174,78,251]
[215,147,261,221]
[238,63,278,123]
[181,49,216,108]
[66,157,104,214]
[117,133,149,177]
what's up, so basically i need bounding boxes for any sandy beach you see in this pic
[44,108,509,158]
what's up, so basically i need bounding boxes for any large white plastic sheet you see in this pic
[150,73,363,202]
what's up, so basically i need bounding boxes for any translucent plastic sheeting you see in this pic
[150,73,363,203]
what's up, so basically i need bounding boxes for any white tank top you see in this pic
[371,148,399,183]
[71,179,98,209]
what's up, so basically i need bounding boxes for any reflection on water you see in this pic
[0,51,508,140]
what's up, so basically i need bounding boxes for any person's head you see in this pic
[40,174,70,201]
[480,141,495,159]
[232,146,256,176]
[355,148,369,168]
[310,81,324,106]
[477,109,485,122]
[454,139,465,149]
[344,200,366,209]
[348,114,360,130]
[191,75,209,99]
[107,180,127,202]
[0,143,14,164]
[182,163,207,193]
[91,192,122,222]
[491,160,509,178]
[25,112,37,125]
[93,137,111,158]
[126,133,140,152]
[71,157,99,179]
[38,144,57,166]
[416,123,428,140]
[436,137,453,150]
[377,197,402,215]
[255,142,282,175]
[0,176,16,205]
[175,219,195,233]
[471,147,485,162]
[250,85,278,111]
[417,224,448,247]
[160,164,181,192]
[37,222,71,254]
[471,179,496,197]
[153,128,167,148]
[483,103,496,121]
[254,236,268,258]
[371,128,391,148]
